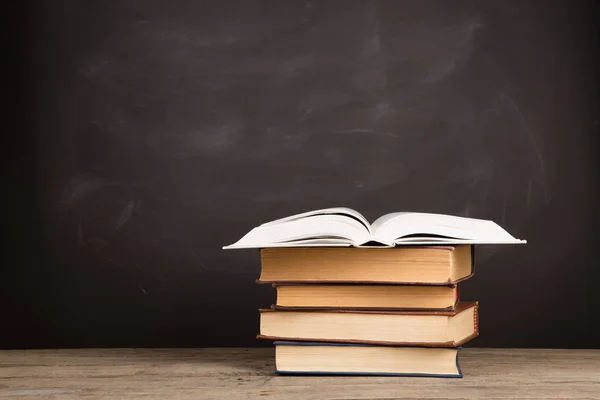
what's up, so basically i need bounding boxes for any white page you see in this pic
[371,212,525,244]
[260,207,371,232]
[223,214,370,249]
[223,209,526,249]
[394,238,526,245]
[235,238,353,248]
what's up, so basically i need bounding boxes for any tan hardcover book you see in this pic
[273,284,459,311]
[258,301,479,347]
[259,245,473,285]
[275,342,463,377]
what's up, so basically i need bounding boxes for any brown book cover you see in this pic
[257,333,479,348]
[262,301,474,316]
[257,245,475,286]
[257,302,479,347]
[269,283,460,312]
[270,303,458,312]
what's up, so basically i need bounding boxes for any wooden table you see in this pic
[1,348,599,399]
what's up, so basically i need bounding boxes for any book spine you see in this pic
[456,284,460,303]
[471,245,476,275]
[455,348,463,378]
[474,302,479,334]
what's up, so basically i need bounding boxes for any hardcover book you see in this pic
[274,341,463,378]
[258,245,474,285]
[259,301,479,347]
[272,283,459,311]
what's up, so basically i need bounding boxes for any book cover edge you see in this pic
[259,301,476,316]
[273,370,463,378]
[258,334,477,348]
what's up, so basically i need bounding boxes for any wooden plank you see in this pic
[1,348,599,399]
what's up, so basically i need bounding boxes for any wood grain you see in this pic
[1,348,599,399]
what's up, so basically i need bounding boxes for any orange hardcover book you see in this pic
[258,246,474,285]
[258,301,479,347]
[271,283,460,311]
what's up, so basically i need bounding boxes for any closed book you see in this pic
[258,301,478,347]
[274,341,463,378]
[258,245,473,285]
[272,283,459,311]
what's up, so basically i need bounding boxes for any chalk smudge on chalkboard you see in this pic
[190,251,209,270]
[60,176,119,209]
[497,93,545,173]
[279,55,315,79]
[361,8,380,58]
[481,93,549,205]
[80,57,110,78]
[263,129,310,152]
[157,25,238,48]
[463,198,472,217]
[352,69,387,91]
[333,129,398,138]
[464,158,495,188]
[138,282,147,295]
[422,19,483,84]
[114,200,135,231]
[183,120,243,155]
[424,58,459,84]
[369,102,392,121]
[297,91,357,123]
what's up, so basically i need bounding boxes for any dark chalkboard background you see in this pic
[5,0,600,349]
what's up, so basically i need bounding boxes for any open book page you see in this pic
[223,209,526,249]
[238,238,353,248]
[223,214,371,249]
[260,207,371,232]
[370,212,525,244]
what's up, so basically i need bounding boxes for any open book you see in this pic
[223,207,526,249]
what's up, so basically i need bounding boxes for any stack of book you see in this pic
[224,208,525,377]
